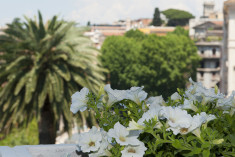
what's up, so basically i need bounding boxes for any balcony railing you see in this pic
[0,144,83,157]
[198,53,221,59]
[197,67,220,72]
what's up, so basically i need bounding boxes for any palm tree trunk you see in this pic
[38,98,56,144]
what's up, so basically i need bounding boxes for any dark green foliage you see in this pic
[0,11,106,142]
[162,9,194,26]
[101,30,200,98]
[152,8,162,26]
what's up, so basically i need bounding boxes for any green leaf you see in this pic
[6,56,27,71]
[14,73,30,95]
[24,81,33,104]
[202,150,210,157]
[201,142,211,149]
[52,64,71,81]
[172,140,182,149]
[187,135,197,142]
[52,53,68,61]
[38,77,48,108]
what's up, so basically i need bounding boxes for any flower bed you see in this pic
[70,78,234,157]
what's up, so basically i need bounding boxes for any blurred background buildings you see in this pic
[84,0,227,91]
[83,0,235,96]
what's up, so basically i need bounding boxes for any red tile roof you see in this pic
[211,21,223,27]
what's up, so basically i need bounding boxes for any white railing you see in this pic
[0,144,82,157]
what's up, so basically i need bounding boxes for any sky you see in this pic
[0,0,225,27]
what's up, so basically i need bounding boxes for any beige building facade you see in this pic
[190,1,223,89]
[221,0,235,95]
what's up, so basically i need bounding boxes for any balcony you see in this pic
[197,67,220,72]
[195,41,221,46]
[198,53,221,59]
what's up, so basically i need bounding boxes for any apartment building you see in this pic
[190,1,223,88]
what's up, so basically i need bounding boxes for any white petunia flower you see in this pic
[164,110,216,137]
[107,122,141,146]
[171,92,181,101]
[104,85,148,106]
[161,106,192,128]
[147,96,165,109]
[127,86,148,104]
[200,112,216,129]
[104,84,128,106]
[201,88,224,105]
[202,112,216,123]
[89,129,112,157]
[189,113,207,137]
[185,78,224,105]
[179,99,198,112]
[137,106,163,129]
[217,91,235,115]
[78,126,102,153]
[121,142,147,157]
[217,91,235,110]
[70,87,89,113]
[190,112,215,137]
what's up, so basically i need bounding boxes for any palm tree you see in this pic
[0,12,106,144]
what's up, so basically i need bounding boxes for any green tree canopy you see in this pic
[170,26,189,36]
[101,30,200,98]
[0,12,106,144]
[162,9,194,26]
[124,29,146,41]
[100,36,140,90]
[152,8,162,26]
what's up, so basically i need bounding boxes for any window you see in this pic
[212,48,216,55]
[216,61,220,68]
[200,72,204,77]
[200,61,204,68]
[201,50,204,54]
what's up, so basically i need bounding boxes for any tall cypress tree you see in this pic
[152,8,162,26]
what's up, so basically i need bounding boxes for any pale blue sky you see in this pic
[0,0,225,26]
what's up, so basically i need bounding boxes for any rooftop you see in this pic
[193,21,223,29]
[101,31,125,36]
[139,27,175,36]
